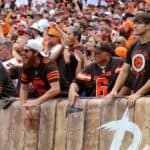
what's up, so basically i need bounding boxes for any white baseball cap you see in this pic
[37,19,49,30]
[104,11,112,16]
[113,14,122,20]
[30,23,43,33]
[25,39,48,57]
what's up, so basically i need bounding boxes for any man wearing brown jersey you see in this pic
[108,12,150,107]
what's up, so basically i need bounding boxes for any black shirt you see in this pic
[21,58,60,98]
[0,63,17,98]
[57,54,78,96]
[9,66,22,95]
[74,57,123,97]
[126,40,150,93]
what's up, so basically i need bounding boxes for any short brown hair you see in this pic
[133,12,150,24]
[0,40,12,50]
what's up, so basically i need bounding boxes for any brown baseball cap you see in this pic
[94,43,113,54]
[133,12,150,24]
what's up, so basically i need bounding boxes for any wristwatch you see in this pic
[64,45,69,49]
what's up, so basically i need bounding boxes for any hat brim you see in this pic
[39,51,48,57]
[24,45,48,57]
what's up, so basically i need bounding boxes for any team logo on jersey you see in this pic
[132,54,145,72]
[33,77,46,95]
[131,50,149,76]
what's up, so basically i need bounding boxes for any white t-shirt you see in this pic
[86,0,99,6]
[15,0,29,7]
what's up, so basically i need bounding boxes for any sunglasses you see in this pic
[48,34,57,37]
[115,41,122,44]
[24,49,33,53]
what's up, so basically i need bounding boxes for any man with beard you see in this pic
[20,39,60,127]
[107,12,150,107]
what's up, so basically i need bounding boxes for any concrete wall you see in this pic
[0,97,150,150]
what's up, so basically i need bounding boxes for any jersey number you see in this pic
[96,77,108,96]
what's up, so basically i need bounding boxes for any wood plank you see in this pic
[54,99,68,150]
[24,106,40,150]
[117,98,134,150]
[134,98,150,149]
[38,100,58,150]
[0,103,13,150]
[83,99,102,150]
[99,98,118,150]
[8,101,25,150]
[66,98,87,150]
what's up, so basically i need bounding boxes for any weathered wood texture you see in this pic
[83,99,102,150]
[134,98,150,149]
[118,99,134,150]
[8,102,25,150]
[66,99,87,150]
[38,100,58,150]
[24,106,40,150]
[54,99,68,150]
[0,98,150,150]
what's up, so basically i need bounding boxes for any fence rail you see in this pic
[0,97,150,150]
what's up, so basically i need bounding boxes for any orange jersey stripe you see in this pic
[48,75,60,81]
[76,72,91,81]
[47,73,60,78]
[47,71,59,77]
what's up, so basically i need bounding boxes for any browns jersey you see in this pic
[74,57,123,97]
[126,40,150,93]
[21,58,60,98]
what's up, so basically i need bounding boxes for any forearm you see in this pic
[36,87,60,105]
[136,79,150,96]
[49,45,63,61]
[75,3,81,12]
[68,82,80,106]
[69,82,79,94]
[112,64,129,92]
[20,84,28,105]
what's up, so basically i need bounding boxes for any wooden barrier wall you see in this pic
[0,97,150,150]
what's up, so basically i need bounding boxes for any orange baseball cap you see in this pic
[48,28,61,37]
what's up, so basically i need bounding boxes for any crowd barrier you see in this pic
[0,97,150,150]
